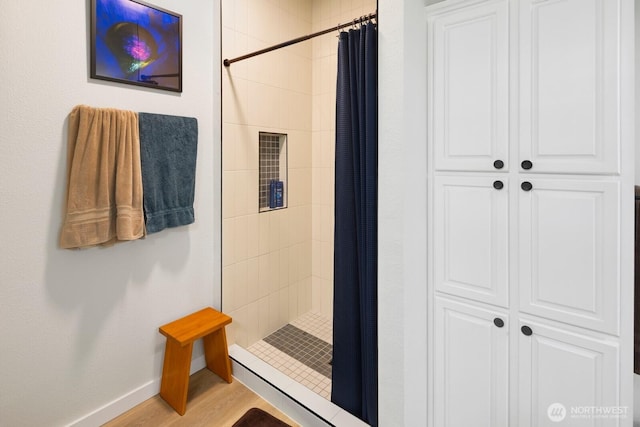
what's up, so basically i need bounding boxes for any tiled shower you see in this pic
[222,0,376,399]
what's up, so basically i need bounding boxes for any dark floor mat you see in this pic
[232,408,292,427]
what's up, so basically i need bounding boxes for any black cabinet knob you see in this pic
[493,318,504,328]
[521,325,533,336]
[521,181,533,191]
[521,160,533,170]
[493,160,504,169]
[493,180,504,190]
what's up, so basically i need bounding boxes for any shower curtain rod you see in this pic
[223,12,376,67]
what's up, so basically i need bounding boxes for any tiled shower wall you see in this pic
[310,0,377,319]
[222,0,314,347]
[222,0,377,347]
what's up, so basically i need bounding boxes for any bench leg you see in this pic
[160,339,193,415]
[203,329,232,383]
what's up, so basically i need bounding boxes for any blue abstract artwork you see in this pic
[91,0,182,92]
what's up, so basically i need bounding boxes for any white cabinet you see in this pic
[434,297,509,427]
[518,178,620,333]
[432,0,621,175]
[427,0,632,425]
[518,318,620,427]
[433,175,509,307]
[519,0,620,174]
[432,0,509,172]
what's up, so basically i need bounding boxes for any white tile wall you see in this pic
[223,0,314,348]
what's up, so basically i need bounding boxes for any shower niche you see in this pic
[259,132,287,212]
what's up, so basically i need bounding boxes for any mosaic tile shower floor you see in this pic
[247,311,333,399]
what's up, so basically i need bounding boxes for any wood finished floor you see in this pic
[103,369,299,427]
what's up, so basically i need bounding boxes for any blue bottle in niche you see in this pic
[275,181,284,207]
[269,180,277,209]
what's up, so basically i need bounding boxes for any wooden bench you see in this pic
[158,307,233,415]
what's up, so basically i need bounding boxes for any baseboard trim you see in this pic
[67,355,206,427]
[68,346,370,427]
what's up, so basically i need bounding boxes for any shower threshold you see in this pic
[229,344,368,427]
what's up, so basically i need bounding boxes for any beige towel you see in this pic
[60,105,144,248]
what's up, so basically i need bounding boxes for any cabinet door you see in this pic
[518,319,620,427]
[518,178,619,333]
[434,297,509,427]
[434,176,509,307]
[431,0,509,172]
[519,0,620,174]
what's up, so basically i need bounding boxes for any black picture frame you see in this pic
[90,0,182,92]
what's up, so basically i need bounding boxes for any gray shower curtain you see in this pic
[331,22,377,427]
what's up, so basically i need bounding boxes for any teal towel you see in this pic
[138,113,198,234]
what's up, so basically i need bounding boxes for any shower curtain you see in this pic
[332,22,378,427]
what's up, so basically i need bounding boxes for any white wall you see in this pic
[378,0,429,426]
[0,1,221,425]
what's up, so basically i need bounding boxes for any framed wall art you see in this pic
[90,0,182,92]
